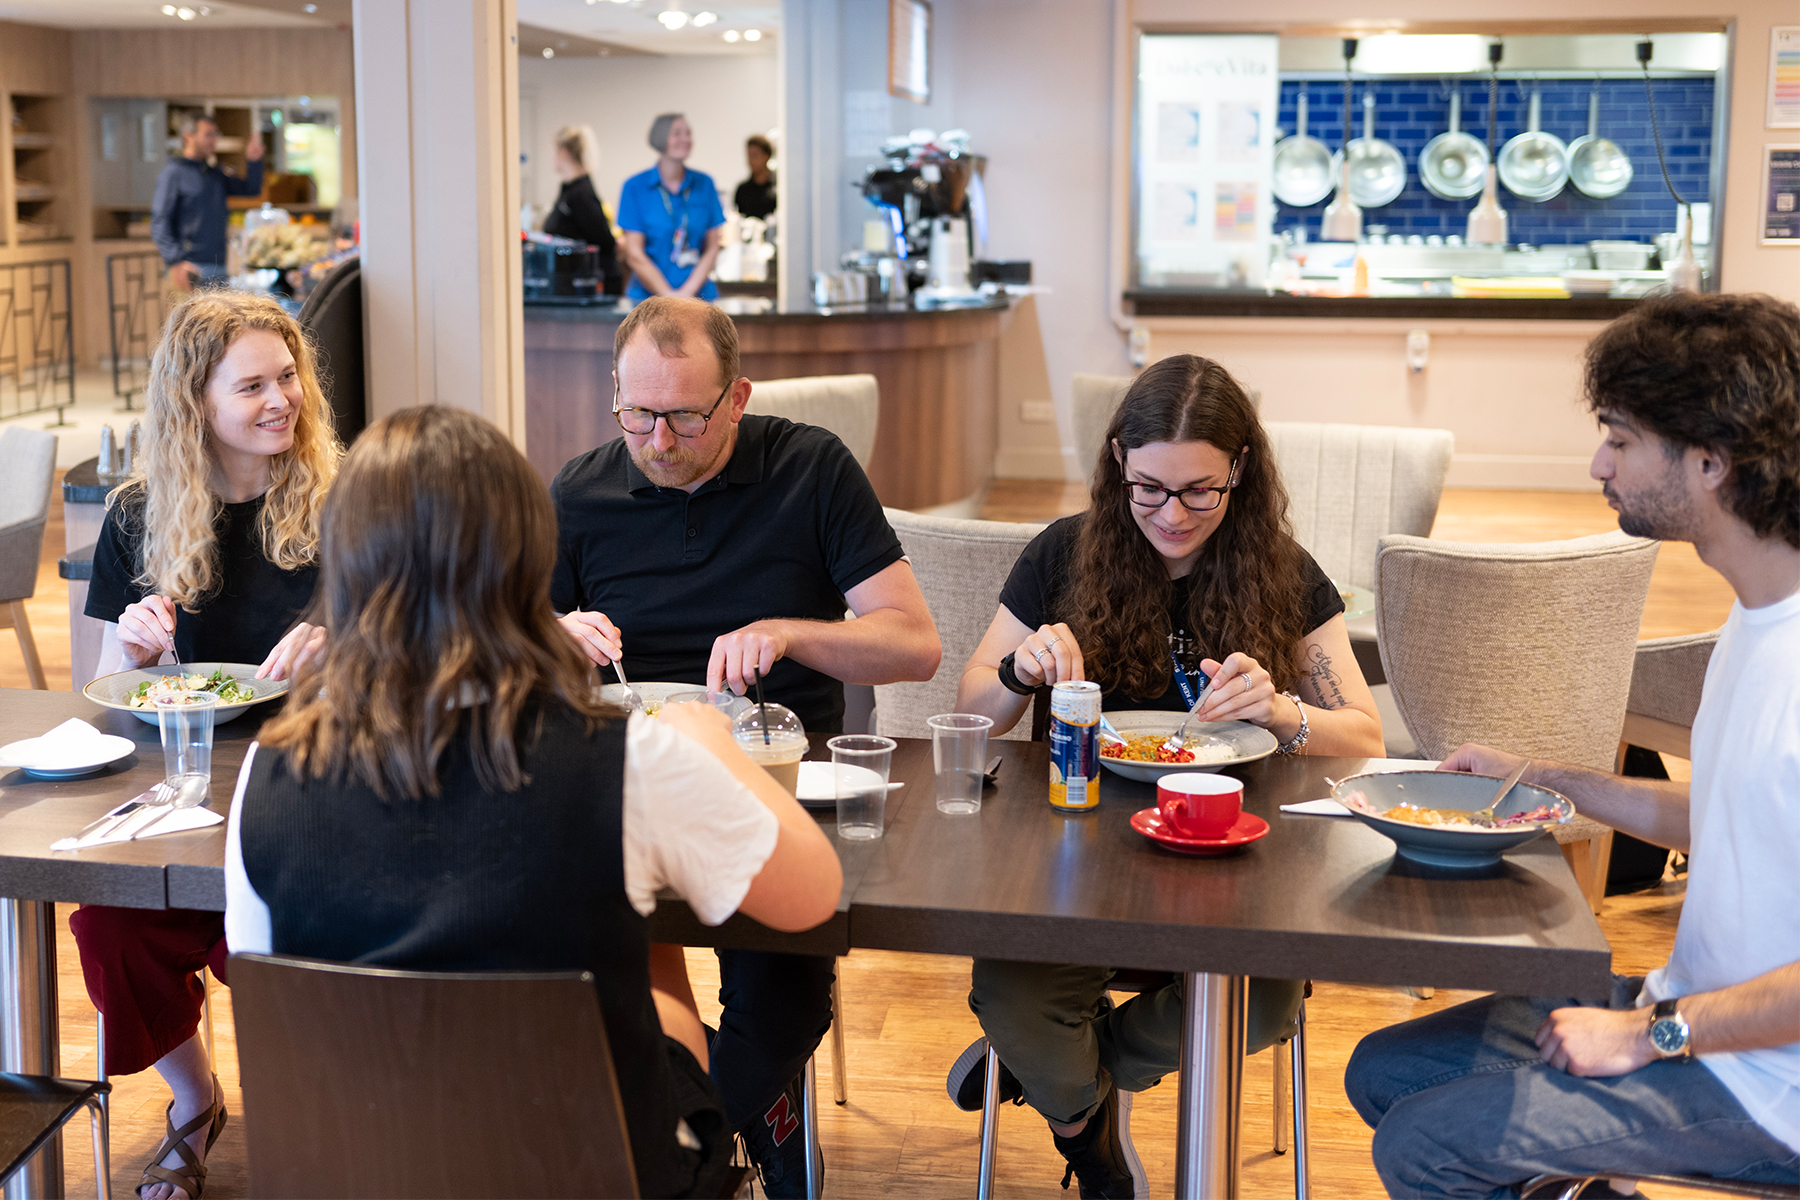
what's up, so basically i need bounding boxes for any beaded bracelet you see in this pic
[1275,692,1310,755]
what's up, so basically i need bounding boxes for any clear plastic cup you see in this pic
[155,692,216,802]
[733,703,807,798]
[828,735,895,840]
[928,713,993,815]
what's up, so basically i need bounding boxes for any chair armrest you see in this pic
[1626,630,1719,729]
[0,517,47,602]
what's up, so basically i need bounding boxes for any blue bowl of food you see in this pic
[1331,769,1575,868]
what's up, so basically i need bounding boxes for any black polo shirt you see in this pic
[550,414,904,732]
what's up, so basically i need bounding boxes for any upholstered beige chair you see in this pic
[747,373,879,469]
[1376,531,1661,913]
[873,509,1046,740]
[0,428,57,689]
[1620,630,1719,763]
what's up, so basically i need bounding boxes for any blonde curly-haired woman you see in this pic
[78,290,340,1200]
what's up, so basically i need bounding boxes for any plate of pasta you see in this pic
[84,663,288,726]
[1096,710,1278,783]
[1330,769,1574,867]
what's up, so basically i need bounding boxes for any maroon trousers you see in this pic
[69,905,228,1077]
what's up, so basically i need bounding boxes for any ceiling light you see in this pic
[177,7,196,18]
[722,28,739,41]
[743,27,761,41]
[161,4,176,12]
[303,2,317,9]
[692,11,716,26]
[657,10,689,28]
[542,47,554,57]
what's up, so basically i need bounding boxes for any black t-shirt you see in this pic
[86,487,318,665]
[734,174,777,220]
[999,514,1345,712]
[541,175,623,295]
[550,414,904,732]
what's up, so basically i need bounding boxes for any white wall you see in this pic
[517,52,778,226]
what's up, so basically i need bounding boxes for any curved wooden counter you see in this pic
[523,298,1010,510]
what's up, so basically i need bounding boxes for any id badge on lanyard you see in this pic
[663,184,701,268]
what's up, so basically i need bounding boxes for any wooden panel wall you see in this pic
[0,21,73,96]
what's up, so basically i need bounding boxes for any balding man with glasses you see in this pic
[550,295,940,1196]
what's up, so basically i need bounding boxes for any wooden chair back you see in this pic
[230,953,638,1199]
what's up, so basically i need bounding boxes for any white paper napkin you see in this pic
[51,800,223,852]
[2,719,113,769]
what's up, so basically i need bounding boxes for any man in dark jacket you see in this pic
[150,111,264,291]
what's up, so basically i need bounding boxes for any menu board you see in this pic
[1135,34,1280,289]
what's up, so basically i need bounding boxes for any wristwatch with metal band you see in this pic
[1650,998,1693,1059]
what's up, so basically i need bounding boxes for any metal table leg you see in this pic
[1,898,62,1199]
[801,1056,821,1200]
[1175,971,1245,1200]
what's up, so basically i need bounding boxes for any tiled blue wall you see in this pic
[1275,77,1712,245]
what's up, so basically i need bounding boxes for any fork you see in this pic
[1163,678,1219,754]
[610,654,643,712]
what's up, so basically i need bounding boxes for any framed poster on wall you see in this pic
[1769,27,1800,128]
[1763,145,1800,244]
[889,0,931,104]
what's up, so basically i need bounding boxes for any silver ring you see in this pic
[1242,673,1253,694]
[1045,635,1061,649]
[1032,648,1051,663]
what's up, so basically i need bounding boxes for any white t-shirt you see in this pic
[1641,587,1800,1155]
[225,711,781,954]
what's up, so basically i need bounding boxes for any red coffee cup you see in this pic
[1157,773,1244,839]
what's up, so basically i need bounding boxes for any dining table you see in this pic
[0,687,1615,1199]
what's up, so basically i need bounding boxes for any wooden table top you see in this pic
[853,740,1613,998]
[0,690,1613,997]
[0,688,250,910]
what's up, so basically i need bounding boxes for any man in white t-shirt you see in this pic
[1345,291,1800,1196]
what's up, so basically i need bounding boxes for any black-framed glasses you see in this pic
[612,379,732,438]
[1123,455,1244,513]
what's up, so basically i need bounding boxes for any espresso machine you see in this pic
[856,129,987,299]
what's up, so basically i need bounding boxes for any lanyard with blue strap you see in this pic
[1170,646,1209,710]
[655,175,698,263]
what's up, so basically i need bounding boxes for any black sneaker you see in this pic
[1051,1081,1147,1199]
[945,1036,1026,1112]
[739,1073,821,1200]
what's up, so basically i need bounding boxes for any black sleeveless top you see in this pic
[238,702,684,1196]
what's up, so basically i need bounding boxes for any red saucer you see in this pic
[1131,808,1270,855]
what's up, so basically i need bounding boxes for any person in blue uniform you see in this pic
[616,113,726,302]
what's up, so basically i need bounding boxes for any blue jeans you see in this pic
[1344,977,1800,1198]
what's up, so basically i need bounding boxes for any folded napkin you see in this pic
[2,719,114,770]
[1279,759,1444,817]
[52,795,223,852]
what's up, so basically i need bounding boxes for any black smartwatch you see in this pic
[1650,998,1692,1060]
[997,653,1037,696]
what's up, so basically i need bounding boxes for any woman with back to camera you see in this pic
[946,354,1385,1196]
[77,290,338,1200]
[541,123,623,296]
[224,405,842,1198]
[616,112,726,302]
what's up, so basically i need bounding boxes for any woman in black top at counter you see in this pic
[542,124,623,296]
[947,355,1384,1194]
[80,290,341,1200]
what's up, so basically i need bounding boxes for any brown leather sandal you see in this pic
[137,1078,228,1200]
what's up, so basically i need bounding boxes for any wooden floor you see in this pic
[11,479,1731,1198]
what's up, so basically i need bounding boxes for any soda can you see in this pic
[1048,680,1102,810]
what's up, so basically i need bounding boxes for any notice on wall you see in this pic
[1135,33,1279,288]
[1763,145,1800,244]
[1770,28,1800,128]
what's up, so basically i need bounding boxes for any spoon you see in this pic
[1163,678,1219,754]
[1468,759,1532,829]
[1097,715,1128,746]
[132,773,210,840]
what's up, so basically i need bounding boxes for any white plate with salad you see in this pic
[84,663,289,726]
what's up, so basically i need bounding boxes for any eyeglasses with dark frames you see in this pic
[612,379,733,438]
[1122,454,1245,513]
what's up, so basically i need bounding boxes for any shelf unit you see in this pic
[5,93,68,245]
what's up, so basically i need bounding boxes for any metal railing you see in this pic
[0,259,75,427]
[106,251,171,411]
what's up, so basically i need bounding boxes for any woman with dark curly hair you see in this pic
[946,354,1383,1196]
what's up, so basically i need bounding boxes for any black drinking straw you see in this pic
[752,670,770,744]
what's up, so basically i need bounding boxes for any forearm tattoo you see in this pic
[1304,644,1349,710]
